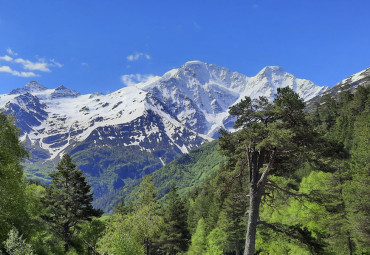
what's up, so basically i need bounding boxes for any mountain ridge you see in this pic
[0,61,335,210]
[0,61,329,161]
[306,67,370,109]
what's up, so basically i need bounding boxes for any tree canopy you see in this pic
[42,154,103,253]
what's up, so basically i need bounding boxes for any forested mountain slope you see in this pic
[119,70,369,254]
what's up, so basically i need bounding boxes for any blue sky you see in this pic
[0,0,369,94]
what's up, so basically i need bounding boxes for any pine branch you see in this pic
[265,180,309,198]
[83,239,103,255]
[257,221,326,254]
[257,149,276,188]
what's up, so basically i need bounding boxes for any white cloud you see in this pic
[0,66,12,72]
[193,21,201,30]
[1,49,63,76]
[126,52,151,62]
[121,73,157,86]
[14,58,51,72]
[6,48,18,56]
[0,55,13,62]
[0,65,38,77]
[81,62,89,67]
[50,59,63,68]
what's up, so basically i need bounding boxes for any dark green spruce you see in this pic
[159,184,190,254]
[42,154,103,254]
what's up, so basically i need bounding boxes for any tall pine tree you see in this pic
[42,154,102,254]
[220,87,332,254]
[160,184,190,254]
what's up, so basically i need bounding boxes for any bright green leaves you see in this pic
[97,213,145,255]
[3,228,34,255]
[187,218,207,255]
[98,175,163,255]
[0,112,29,248]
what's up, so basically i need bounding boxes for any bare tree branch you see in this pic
[83,239,103,255]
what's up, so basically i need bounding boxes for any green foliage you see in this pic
[123,140,225,206]
[252,86,369,254]
[187,218,207,255]
[160,184,190,254]
[342,89,370,252]
[217,179,247,253]
[0,112,29,249]
[70,137,177,212]
[42,154,103,253]
[204,227,226,255]
[97,214,145,255]
[220,87,325,254]
[71,217,107,255]
[3,228,34,255]
[99,175,163,255]
[1,85,368,254]
[312,85,370,254]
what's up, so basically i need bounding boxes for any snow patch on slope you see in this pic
[0,61,329,160]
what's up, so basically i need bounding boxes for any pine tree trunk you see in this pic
[347,234,354,255]
[244,183,262,255]
[244,150,264,255]
[64,222,70,254]
[145,238,150,255]
[64,242,69,254]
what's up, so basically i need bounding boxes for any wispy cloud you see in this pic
[121,73,157,86]
[126,52,151,62]
[0,55,13,62]
[0,48,63,77]
[193,21,201,30]
[0,65,38,77]
[50,59,63,68]
[81,62,89,67]
[6,48,18,56]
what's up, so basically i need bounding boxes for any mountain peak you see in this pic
[9,80,48,95]
[183,60,206,66]
[51,85,80,98]
[260,66,285,75]
[25,80,48,89]
[55,85,69,91]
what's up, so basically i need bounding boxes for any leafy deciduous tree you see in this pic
[187,218,207,255]
[0,112,29,249]
[3,227,34,255]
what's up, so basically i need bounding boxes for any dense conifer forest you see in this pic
[0,86,369,254]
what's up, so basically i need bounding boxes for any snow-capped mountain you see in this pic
[0,61,329,209]
[0,61,327,161]
[306,67,370,109]
[136,61,327,137]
